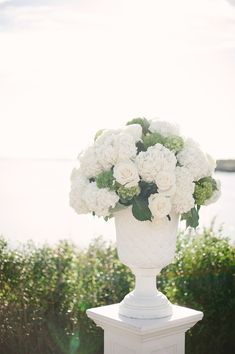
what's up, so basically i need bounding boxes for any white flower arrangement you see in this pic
[70,117,221,228]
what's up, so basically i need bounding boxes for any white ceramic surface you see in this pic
[87,303,203,354]
[115,207,179,319]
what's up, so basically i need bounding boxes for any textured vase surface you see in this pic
[115,207,179,319]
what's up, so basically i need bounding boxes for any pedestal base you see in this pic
[119,290,173,319]
[87,303,203,354]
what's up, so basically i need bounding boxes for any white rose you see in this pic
[148,193,172,219]
[204,180,221,205]
[155,171,176,192]
[123,124,142,142]
[113,160,140,188]
[149,119,180,137]
[152,216,169,226]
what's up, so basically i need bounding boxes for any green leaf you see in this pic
[132,197,152,221]
[110,202,126,214]
[136,141,147,153]
[126,117,150,135]
[96,170,115,190]
[119,199,133,206]
[143,132,165,149]
[104,215,113,221]
[181,207,199,228]
[139,181,158,199]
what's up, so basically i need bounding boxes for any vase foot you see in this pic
[118,290,172,319]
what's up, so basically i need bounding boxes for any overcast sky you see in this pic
[1,0,235,159]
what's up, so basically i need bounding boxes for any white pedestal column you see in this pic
[87,304,203,354]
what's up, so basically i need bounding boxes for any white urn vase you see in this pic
[115,207,179,319]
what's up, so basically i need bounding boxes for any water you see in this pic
[0,159,234,248]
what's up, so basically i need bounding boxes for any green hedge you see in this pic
[0,230,234,354]
[159,230,235,354]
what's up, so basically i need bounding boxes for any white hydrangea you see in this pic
[71,117,220,222]
[69,170,90,214]
[78,146,103,178]
[70,192,89,215]
[172,166,195,214]
[95,131,137,169]
[115,132,137,161]
[123,124,142,142]
[95,131,119,170]
[136,144,177,182]
[206,153,217,175]
[204,180,221,205]
[83,182,119,217]
[113,160,140,187]
[70,168,88,189]
[177,139,215,181]
[97,124,142,143]
[149,119,180,137]
[148,193,172,218]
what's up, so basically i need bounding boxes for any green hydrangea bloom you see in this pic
[96,170,115,190]
[194,178,214,205]
[143,132,165,149]
[117,185,140,201]
[164,135,184,153]
[126,117,150,135]
[94,129,105,141]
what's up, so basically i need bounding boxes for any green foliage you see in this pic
[126,117,150,135]
[181,207,200,228]
[131,181,157,221]
[0,237,133,354]
[138,181,158,199]
[96,170,115,190]
[142,132,165,149]
[136,140,147,153]
[132,196,152,221]
[94,129,105,141]
[159,230,235,354]
[0,230,234,354]
[194,177,216,205]
[117,185,140,202]
[164,135,184,153]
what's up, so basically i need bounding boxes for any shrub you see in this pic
[159,229,235,354]
[0,230,234,354]
[0,237,133,354]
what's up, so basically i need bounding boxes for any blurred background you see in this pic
[0,0,235,247]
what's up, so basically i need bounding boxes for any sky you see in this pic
[1,0,235,159]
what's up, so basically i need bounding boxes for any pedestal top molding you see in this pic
[87,303,203,338]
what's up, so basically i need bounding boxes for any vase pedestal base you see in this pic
[87,303,203,354]
[119,290,173,319]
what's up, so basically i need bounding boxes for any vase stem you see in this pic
[132,268,160,297]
